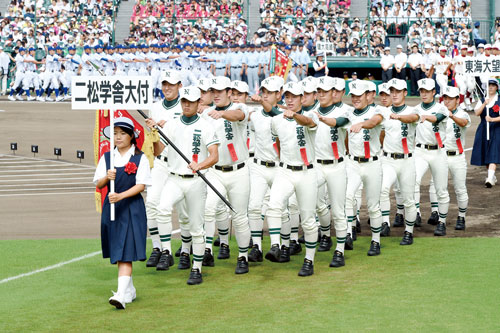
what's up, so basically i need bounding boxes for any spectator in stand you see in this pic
[380,46,393,82]
[473,21,487,47]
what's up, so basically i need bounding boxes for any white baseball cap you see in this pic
[424,44,431,49]
[384,46,390,51]
[418,78,435,91]
[442,86,459,98]
[179,86,201,101]
[300,77,317,93]
[467,47,475,53]
[231,80,249,93]
[161,70,182,84]
[460,45,468,50]
[366,81,377,92]
[396,44,403,49]
[478,43,485,48]
[439,46,447,52]
[332,77,346,91]
[485,44,492,49]
[316,76,336,91]
[211,76,231,91]
[261,77,282,92]
[378,83,390,95]
[348,80,368,96]
[388,78,406,91]
[283,82,304,96]
[197,78,211,91]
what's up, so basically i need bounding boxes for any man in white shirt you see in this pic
[408,44,423,96]
[0,46,11,94]
[394,44,408,80]
[380,47,394,82]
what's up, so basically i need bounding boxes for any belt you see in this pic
[254,158,276,168]
[383,152,413,159]
[216,67,225,70]
[279,162,314,171]
[214,162,245,172]
[416,143,442,150]
[248,65,258,68]
[231,66,241,69]
[249,152,255,158]
[316,157,344,165]
[156,156,168,163]
[446,150,463,156]
[170,172,195,178]
[351,156,379,163]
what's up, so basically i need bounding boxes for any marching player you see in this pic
[435,46,452,101]
[378,79,419,245]
[41,47,64,102]
[148,86,219,285]
[428,86,470,230]
[64,46,82,98]
[265,81,319,276]
[8,47,27,101]
[452,46,475,111]
[345,80,384,256]
[144,70,184,270]
[80,45,95,77]
[414,78,450,236]
[197,78,214,113]
[313,76,351,266]
[201,76,251,274]
[22,48,43,101]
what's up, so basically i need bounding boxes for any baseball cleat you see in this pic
[175,245,182,257]
[265,244,281,262]
[380,222,391,237]
[367,241,381,256]
[298,235,305,244]
[393,213,404,227]
[27,96,35,101]
[351,227,357,241]
[434,222,446,236]
[345,234,354,250]
[187,268,203,285]
[8,95,15,101]
[415,213,422,227]
[400,231,413,245]
[235,256,249,274]
[455,216,465,230]
[178,252,191,270]
[248,244,263,262]
[279,245,290,263]
[356,217,361,233]
[485,176,496,188]
[202,248,215,267]
[213,236,221,246]
[329,250,345,268]
[289,240,302,255]
[109,293,126,309]
[217,243,230,259]
[15,94,23,101]
[146,248,162,267]
[317,235,332,252]
[45,96,54,102]
[427,211,439,225]
[298,259,314,277]
[156,250,174,271]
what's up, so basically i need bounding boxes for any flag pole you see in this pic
[110,109,115,221]
[487,79,490,141]
[324,50,328,76]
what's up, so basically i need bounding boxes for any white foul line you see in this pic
[0,229,181,284]
[0,191,95,197]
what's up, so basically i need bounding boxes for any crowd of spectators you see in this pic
[0,0,119,51]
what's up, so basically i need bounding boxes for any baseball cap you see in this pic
[478,43,485,49]
[301,77,317,93]
[283,82,304,96]
[231,80,249,93]
[378,83,390,95]
[161,70,182,84]
[417,78,435,91]
[488,79,500,89]
[460,45,468,50]
[442,86,459,98]
[348,80,368,96]
[485,44,492,49]
[103,117,138,139]
[384,46,390,51]
[261,77,282,92]
[388,78,406,91]
[179,86,201,102]
[366,81,377,92]
[439,46,447,52]
[211,76,231,91]
[316,76,335,91]
[424,44,431,49]
[197,78,211,92]
[396,44,403,49]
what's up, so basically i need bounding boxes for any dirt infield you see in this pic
[0,98,498,240]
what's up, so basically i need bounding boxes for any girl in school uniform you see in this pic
[93,117,152,309]
[471,79,500,188]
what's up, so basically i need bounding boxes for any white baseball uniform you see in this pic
[435,55,451,96]
[452,54,475,103]
[414,100,450,223]
[157,113,219,271]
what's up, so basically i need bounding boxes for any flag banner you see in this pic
[270,47,293,81]
[460,57,500,75]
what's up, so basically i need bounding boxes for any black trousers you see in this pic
[409,68,422,96]
[382,69,393,82]
[394,68,407,80]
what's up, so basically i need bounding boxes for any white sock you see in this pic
[281,217,291,247]
[249,217,263,250]
[458,201,467,218]
[335,229,347,253]
[127,276,134,292]
[117,276,131,296]
[192,242,205,272]
[290,213,300,241]
[205,220,215,252]
[488,169,495,179]
[304,231,317,262]
[268,215,281,246]
[218,218,230,245]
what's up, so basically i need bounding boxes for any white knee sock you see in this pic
[281,217,291,247]
[304,231,317,262]
[117,276,131,296]
[335,229,347,253]
[205,220,215,251]
[249,217,263,250]
[192,242,205,272]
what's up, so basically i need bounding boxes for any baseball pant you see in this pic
[145,159,169,250]
[380,155,418,233]
[157,175,207,271]
[267,167,318,261]
[316,162,348,252]
[429,154,468,218]
[215,68,225,77]
[247,67,259,96]
[11,71,25,90]
[455,73,475,104]
[230,67,242,81]
[414,147,450,223]
[204,166,250,259]
[436,73,448,97]
[346,158,383,243]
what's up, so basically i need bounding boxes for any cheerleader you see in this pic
[93,117,152,309]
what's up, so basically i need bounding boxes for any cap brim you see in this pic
[349,89,366,96]
[102,126,139,139]
[180,96,199,102]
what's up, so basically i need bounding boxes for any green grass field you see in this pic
[1,237,499,332]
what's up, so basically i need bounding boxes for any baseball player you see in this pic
[22,48,43,101]
[452,46,475,111]
[265,81,319,277]
[378,78,420,245]
[313,76,351,266]
[148,86,219,285]
[435,46,452,101]
[41,47,64,102]
[345,80,384,256]
[80,45,95,77]
[414,78,450,236]
[201,76,251,274]
[144,70,184,270]
[8,47,27,101]
[428,86,470,231]
[64,46,82,98]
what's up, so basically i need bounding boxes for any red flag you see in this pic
[94,109,145,210]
